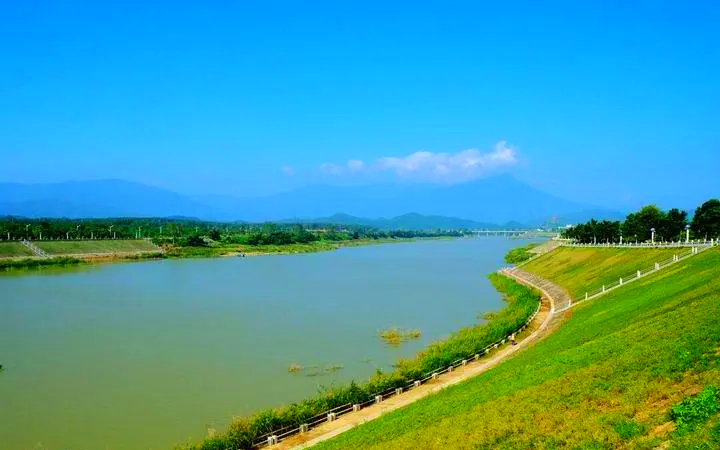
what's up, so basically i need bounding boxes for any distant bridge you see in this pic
[471,230,558,238]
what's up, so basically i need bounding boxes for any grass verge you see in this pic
[311,248,720,450]
[522,246,683,298]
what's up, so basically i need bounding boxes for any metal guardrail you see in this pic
[251,295,543,448]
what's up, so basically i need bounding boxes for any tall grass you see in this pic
[174,274,541,450]
[503,243,538,264]
[0,256,84,271]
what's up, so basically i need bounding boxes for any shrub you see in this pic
[670,385,719,433]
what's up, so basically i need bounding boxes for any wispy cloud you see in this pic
[317,141,519,183]
[281,165,295,176]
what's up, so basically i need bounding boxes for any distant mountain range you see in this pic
[278,212,527,230]
[0,176,625,225]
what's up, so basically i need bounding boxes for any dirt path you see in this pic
[275,269,572,450]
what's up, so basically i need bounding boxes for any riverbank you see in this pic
[307,246,720,450]
[0,236,463,272]
[175,271,542,450]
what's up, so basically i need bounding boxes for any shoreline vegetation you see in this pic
[0,237,460,272]
[0,216,478,272]
[174,271,541,450]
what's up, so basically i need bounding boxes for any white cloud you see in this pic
[346,160,365,173]
[281,165,294,176]
[319,162,344,175]
[319,141,518,183]
[375,141,517,183]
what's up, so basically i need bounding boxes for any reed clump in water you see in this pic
[378,327,422,346]
[175,273,540,450]
[287,363,302,374]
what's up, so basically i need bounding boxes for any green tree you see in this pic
[691,199,720,239]
[622,205,665,242]
[660,208,688,242]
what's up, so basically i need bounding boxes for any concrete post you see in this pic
[462,359,468,366]
[637,270,641,278]
[602,285,605,293]
[431,372,439,380]
[655,263,660,270]
[353,404,361,412]
[447,365,454,372]
[585,292,588,300]
[619,278,623,285]
[414,380,421,388]
[395,387,403,395]
[268,435,278,445]
[474,354,480,360]
[327,412,337,422]
[375,395,383,404]
[300,424,309,433]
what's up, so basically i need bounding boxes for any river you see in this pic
[0,237,534,450]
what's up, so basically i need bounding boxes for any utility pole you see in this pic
[109,225,114,239]
[25,224,30,240]
[76,224,81,239]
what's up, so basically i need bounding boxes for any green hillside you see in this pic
[35,240,160,255]
[313,248,720,450]
[522,246,684,298]
[0,242,34,257]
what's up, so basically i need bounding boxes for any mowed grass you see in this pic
[313,248,720,450]
[522,246,683,298]
[0,242,33,257]
[35,239,160,255]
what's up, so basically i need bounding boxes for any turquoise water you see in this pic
[0,237,532,450]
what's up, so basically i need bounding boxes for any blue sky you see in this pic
[1,1,718,210]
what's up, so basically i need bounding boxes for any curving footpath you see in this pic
[276,269,573,450]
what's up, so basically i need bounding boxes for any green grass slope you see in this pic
[0,242,33,257]
[522,246,683,298]
[313,248,720,450]
[35,239,159,255]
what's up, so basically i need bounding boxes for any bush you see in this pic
[670,385,719,433]
[504,244,537,264]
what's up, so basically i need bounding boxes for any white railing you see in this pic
[556,243,714,313]
[20,239,49,257]
[562,240,716,249]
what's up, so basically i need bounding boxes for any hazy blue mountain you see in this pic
[0,176,623,224]
[0,179,219,219]
[280,212,505,230]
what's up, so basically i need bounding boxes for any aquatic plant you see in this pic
[378,327,422,346]
[177,273,540,450]
[287,363,302,374]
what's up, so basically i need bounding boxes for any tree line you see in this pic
[561,199,720,243]
[0,216,468,246]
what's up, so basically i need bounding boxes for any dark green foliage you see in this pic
[0,216,468,246]
[562,202,698,243]
[670,386,720,433]
[613,419,646,439]
[503,243,537,264]
[179,274,540,450]
[184,235,208,247]
[691,199,720,239]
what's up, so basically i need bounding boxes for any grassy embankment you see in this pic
[34,239,160,254]
[0,242,34,257]
[0,240,166,271]
[176,273,541,450]
[522,246,683,298]
[311,246,720,450]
